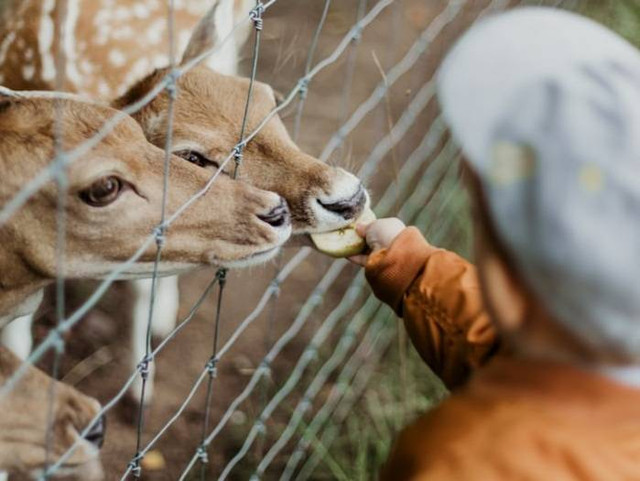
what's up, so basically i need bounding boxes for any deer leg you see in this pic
[127,277,179,405]
[129,279,157,405]
[1,314,34,360]
[150,276,180,339]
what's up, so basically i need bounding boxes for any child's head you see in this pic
[438,8,640,363]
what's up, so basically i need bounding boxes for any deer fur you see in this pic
[0,0,368,406]
[0,346,103,480]
[0,92,291,477]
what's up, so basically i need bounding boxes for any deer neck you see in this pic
[0,241,47,328]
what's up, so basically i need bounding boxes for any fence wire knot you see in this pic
[269,278,282,297]
[259,359,271,376]
[255,417,267,434]
[232,144,245,167]
[298,78,310,100]
[50,328,65,355]
[197,445,209,464]
[53,163,69,189]
[306,344,318,361]
[249,2,265,31]
[137,355,153,380]
[310,287,325,305]
[351,24,363,42]
[165,70,180,99]
[127,458,142,478]
[300,395,313,411]
[153,225,167,249]
[205,356,219,378]
[216,267,228,285]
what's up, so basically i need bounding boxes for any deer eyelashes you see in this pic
[174,149,220,169]
[79,176,125,207]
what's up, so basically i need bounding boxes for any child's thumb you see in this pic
[355,223,370,238]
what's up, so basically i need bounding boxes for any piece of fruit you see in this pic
[141,450,166,471]
[310,208,377,258]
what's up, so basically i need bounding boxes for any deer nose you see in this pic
[318,184,366,220]
[258,199,290,228]
[85,415,107,449]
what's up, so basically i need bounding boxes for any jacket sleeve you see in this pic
[365,227,499,389]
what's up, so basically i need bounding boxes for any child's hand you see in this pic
[349,218,406,266]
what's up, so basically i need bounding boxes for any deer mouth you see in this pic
[305,183,370,235]
[316,185,367,221]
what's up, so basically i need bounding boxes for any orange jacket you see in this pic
[365,228,640,481]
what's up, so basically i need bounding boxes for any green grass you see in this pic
[303,3,639,479]
[307,333,447,481]
[578,0,640,46]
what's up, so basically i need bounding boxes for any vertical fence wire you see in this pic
[127,0,178,478]
[43,3,68,476]
[0,0,576,479]
[0,0,398,400]
[197,269,227,479]
[199,1,265,477]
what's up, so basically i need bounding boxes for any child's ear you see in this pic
[474,214,528,333]
[478,250,528,332]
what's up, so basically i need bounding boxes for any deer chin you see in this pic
[218,245,283,269]
[207,222,292,268]
[32,455,103,481]
[80,262,200,281]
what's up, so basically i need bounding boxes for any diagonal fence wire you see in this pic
[176,74,445,477]
[252,130,455,478]
[223,141,462,481]
[39,3,402,471]
[0,0,395,401]
[199,1,518,477]
[283,169,465,480]
[0,0,569,479]
[127,1,179,478]
[293,166,469,479]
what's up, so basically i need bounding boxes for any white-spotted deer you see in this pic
[0,0,369,405]
[0,91,291,478]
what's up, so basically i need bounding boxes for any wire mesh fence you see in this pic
[0,0,572,479]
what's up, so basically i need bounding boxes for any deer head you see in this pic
[113,2,369,240]
[0,346,105,479]
[0,94,291,320]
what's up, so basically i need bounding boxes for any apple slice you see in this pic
[310,208,377,258]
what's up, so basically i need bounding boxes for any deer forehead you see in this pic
[177,68,277,112]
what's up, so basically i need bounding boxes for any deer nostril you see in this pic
[258,199,290,228]
[318,185,366,220]
[84,415,106,449]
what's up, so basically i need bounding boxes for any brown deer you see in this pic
[0,0,369,405]
[0,91,292,478]
[0,345,105,480]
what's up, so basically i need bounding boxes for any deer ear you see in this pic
[180,0,238,73]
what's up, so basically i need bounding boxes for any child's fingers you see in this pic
[348,254,369,266]
[366,218,406,250]
[355,222,371,237]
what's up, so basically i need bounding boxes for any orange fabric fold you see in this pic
[380,357,640,481]
[366,227,498,389]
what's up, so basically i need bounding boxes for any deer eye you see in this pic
[174,150,219,169]
[79,176,124,207]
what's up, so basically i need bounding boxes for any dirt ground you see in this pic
[27,1,506,479]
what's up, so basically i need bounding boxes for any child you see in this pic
[352,8,640,480]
